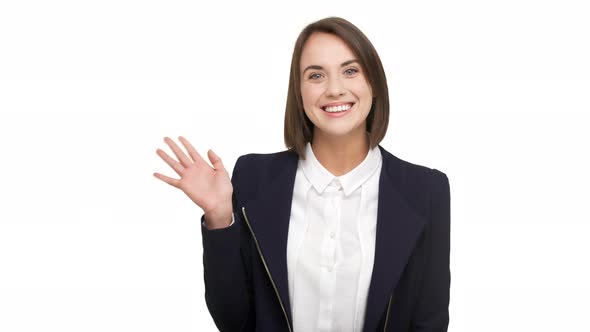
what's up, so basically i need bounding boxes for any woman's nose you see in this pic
[325,76,346,97]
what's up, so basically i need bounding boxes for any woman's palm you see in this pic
[154,136,233,214]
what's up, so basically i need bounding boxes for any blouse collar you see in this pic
[300,141,382,196]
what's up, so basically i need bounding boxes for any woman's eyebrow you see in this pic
[302,59,359,74]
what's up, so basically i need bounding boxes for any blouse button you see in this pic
[330,231,335,239]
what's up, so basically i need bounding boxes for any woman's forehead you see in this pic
[300,33,356,67]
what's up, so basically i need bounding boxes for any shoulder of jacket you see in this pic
[235,149,296,170]
[379,145,449,190]
[231,149,297,205]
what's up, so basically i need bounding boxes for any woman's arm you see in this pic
[411,169,451,331]
[201,156,254,331]
[154,137,252,329]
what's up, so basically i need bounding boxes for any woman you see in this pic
[154,17,450,332]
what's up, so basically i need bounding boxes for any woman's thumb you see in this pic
[208,149,225,170]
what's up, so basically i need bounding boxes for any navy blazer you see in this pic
[201,145,451,332]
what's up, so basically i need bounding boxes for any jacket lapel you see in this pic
[362,146,427,331]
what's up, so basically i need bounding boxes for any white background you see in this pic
[1,0,589,331]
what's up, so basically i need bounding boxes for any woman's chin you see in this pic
[313,125,366,141]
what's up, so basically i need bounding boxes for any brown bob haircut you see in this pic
[284,17,390,159]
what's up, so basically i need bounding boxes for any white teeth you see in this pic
[324,103,353,113]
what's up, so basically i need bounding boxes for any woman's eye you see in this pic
[309,73,322,80]
[345,68,358,75]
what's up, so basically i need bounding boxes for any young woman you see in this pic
[154,17,450,332]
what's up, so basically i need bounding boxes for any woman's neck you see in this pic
[311,130,370,177]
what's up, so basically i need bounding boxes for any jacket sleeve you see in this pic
[411,169,451,331]
[201,156,254,331]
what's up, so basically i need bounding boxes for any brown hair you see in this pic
[284,17,390,158]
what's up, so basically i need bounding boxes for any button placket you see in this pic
[322,184,338,275]
[329,194,338,238]
[328,184,343,273]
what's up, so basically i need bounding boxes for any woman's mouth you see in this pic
[322,103,354,117]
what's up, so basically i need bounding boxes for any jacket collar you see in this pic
[242,145,426,331]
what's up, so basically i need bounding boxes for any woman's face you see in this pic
[300,32,373,142]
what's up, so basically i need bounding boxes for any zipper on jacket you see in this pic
[242,207,293,332]
[383,293,393,331]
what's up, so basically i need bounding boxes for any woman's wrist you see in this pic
[203,201,233,229]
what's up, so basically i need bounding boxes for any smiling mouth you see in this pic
[322,103,354,113]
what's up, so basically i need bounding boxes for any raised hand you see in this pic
[154,136,233,229]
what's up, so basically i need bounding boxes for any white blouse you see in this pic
[287,142,382,332]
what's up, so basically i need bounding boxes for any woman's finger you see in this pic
[153,172,180,188]
[156,148,185,176]
[178,136,207,166]
[164,137,193,168]
[207,149,226,172]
